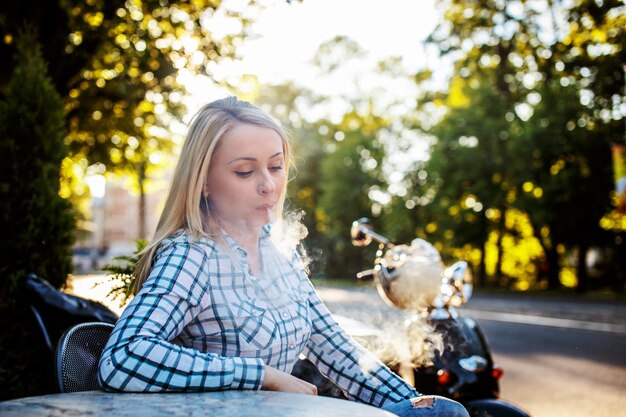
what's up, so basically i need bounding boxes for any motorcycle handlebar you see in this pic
[356,269,376,280]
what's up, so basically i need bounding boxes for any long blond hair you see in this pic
[133,97,290,293]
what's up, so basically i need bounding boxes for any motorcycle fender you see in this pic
[465,398,531,417]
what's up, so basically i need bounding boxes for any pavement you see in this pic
[465,291,626,334]
[66,273,127,316]
[313,283,626,334]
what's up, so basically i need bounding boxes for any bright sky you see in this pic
[182,0,442,118]
[131,0,443,194]
[239,0,439,83]
[164,0,444,199]
[90,0,443,207]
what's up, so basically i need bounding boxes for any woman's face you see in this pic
[205,123,286,231]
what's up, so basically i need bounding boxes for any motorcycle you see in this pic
[293,218,531,417]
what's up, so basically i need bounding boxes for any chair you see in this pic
[54,322,114,392]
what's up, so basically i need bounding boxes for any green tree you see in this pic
[421,71,517,286]
[316,110,387,278]
[414,0,539,286]
[252,36,408,279]
[562,0,625,137]
[511,81,613,291]
[254,84,386,278]
[415,0,621,290]
[561,0,625,290]
[0,32,75,400]
[0,0,255,233]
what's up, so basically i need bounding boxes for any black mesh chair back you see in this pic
[55,322,114,392]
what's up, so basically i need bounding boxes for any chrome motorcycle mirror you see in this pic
[350,218,392,247]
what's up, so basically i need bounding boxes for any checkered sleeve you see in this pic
[301,279,419,408]
[98,240,266,392]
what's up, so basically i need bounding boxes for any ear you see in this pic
[202,183,210,197]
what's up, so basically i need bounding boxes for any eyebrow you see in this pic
[227,152,283,165]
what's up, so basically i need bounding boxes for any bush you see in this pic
[0,31,75,400]
[100,239,147,308]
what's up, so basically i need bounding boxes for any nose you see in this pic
[258,169,277,195]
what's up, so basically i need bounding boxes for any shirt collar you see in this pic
[220,224,272,256]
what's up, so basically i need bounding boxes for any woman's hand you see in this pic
[261,365,318,395]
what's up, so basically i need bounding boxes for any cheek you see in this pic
[209,184,246,215]
[274,173,287,193]
[208,175,240,201]
[217,181,247,200]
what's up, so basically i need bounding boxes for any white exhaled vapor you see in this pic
[353,314,444,372]
[270,209,309,259]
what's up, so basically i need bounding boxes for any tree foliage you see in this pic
[410,0,623,290]
[424,71,515,285]
[1,0,251,163]
[0,31,75,400]
[316,109,387,278]
[0,32,75,294]
[0,0,255,233]
[256,84,388,278]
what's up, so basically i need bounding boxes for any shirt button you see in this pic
[281,311,289,319]
[288,344,295,350]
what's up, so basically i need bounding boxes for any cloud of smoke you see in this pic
[357,314,444,372]
[270,209,310,263]
[327,294,444,379]
[268,210,449,373]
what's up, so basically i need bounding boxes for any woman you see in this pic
[98,97,468,417]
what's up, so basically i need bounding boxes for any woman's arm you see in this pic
[261,365,318,395]
[98,241,265,392]
[301,279,419,407]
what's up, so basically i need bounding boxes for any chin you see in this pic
[246,216,268,228]
[255,210,275,224]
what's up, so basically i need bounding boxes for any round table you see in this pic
[0,390,395,417]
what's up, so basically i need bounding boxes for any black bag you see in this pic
[25,273,119,353]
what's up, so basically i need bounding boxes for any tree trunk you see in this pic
[527,216,560,289]
[476,244,487,288]
[576,242,590,293]
[545,246,561,290]
[494,211,506,286]
[615,232,626,292]
[138,162,147,240]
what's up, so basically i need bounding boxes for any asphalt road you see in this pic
[474,317,626,417]
[315,285,626,417]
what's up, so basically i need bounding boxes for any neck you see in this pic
[220,222,264,276]
[220,221,262,252]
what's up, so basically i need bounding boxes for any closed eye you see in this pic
[234,171,253,177]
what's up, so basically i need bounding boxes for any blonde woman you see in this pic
[98,97,468,417]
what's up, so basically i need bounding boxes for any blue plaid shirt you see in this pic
[98,225,418,407]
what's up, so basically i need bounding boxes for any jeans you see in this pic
[381,396,469,417]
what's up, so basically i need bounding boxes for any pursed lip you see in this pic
[257,203,275,210]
